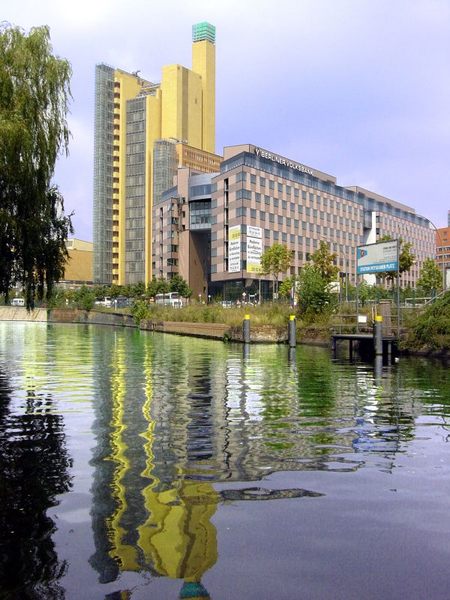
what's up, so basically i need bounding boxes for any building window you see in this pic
[236,189,251,200]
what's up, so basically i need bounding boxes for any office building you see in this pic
[93,23,218,286]
[210,144,435,295]
[61,238,93,287]
[153,167,218,298]
[436,225,450,288]
[156,144,435,298]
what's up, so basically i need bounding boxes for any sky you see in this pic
[4,0,450,240]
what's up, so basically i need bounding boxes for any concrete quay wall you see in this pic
[0,307,288,343]
[140,319,231,340]
[0,307,48,322]
[48,309,136,328]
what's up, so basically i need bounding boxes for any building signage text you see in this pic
[246,226,263,274]
[254,147,314,176]
[357,240,399,274]
[228,225,242,273]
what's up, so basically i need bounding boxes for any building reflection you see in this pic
[0,363,72,599]
[88,334,417,593]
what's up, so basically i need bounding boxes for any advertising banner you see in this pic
[357,240,399,274]
[246,226,263,273]
[228,225,241,273]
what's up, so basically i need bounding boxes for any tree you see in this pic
[377,235,415,283]
[0,24,73,309]
[73,285,95,311]
[310,241,339,284]
[278,276,297,300]
[260,244,292,298]
[147,277,170,298]
[417,258,443,296]
[169,274,192,298]
[297,264,335,318]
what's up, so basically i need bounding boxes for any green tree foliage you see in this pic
[405,292,450,351]
[130,281,145,297]
[357,280,371,306]
[310,241,339,284]
[73,285,95,311]
[169,274,192,298]
[147,277,170,298]
[417,258,443,296]
[0,24,73,308]
[278,276,297,300]
[297,264,336,319]
[377,235,415,282]
[260,244,292,297]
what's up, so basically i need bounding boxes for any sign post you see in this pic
[356,240,399,276]
[356,239,400,336]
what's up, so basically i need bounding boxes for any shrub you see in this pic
[404,293,450,351]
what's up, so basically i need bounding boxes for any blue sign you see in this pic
[357,241,399,274]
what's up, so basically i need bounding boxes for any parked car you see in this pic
[11,298,25,307]
[94,297,112,308]
[113,296,132,309]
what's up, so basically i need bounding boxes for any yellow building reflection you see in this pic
[98,332,218,597]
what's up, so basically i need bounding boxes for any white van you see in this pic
[94,297,112,308]
[155,292,183,308]
[11,298,25,307]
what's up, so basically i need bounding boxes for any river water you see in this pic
[0,322,449,600]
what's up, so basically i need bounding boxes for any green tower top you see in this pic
[192,22,216,44]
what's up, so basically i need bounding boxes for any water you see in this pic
[0,322,449,600]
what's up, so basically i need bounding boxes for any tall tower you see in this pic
[93,24,217,286]
[192,22,216,154]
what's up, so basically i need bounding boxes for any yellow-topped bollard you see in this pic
[374,314,383,355]
[288,315,296,348]
[243,314,250,344]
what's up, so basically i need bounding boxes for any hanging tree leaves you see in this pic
[0,23,73,308]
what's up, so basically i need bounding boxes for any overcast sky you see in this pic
[5,0,450,239]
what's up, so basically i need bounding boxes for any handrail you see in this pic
[423,289,449,306]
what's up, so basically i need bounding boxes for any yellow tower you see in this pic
[93,24,217,286]
[192,22,216,154]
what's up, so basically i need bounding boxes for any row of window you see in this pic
[232,188,362,219]
[219,156,430,229]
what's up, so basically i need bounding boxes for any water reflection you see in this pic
[87,332,421,593]
[0,367,72,599]
[0,323,449,599]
